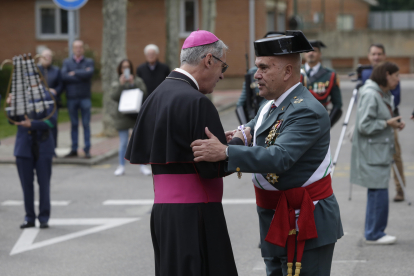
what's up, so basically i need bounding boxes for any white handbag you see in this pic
[118,88,144,114]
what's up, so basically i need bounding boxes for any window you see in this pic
[180,0,199,38]
[35,1,79,40]
[337,14,354,30]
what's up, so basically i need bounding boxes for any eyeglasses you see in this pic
[201,54,229,73]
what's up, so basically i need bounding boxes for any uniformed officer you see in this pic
[191,31,343,276]
[237,32,285,124]
[7,90,56,229]
[302,40,343,127]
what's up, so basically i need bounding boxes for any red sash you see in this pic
[254,175,333,274]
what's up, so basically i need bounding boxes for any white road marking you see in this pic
[2,200,70,206]
[222,199,256,204]
[252,260,367,271]
[333,260,367,263]
[103,200,153,205]
[103,199,257,205]
[253,261,265,270]
[10,218,139,255]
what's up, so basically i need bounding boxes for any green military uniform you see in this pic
[227,84,343,273]
[227,31,343,276]
[301,64,343,127]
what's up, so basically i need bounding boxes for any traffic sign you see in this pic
[53,0,88,11]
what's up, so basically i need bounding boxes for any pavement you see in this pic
[0,79,414,275]
[0,89,241,165]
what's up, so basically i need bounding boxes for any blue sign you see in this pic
[53,0,88,10]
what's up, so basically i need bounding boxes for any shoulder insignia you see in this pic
[294,98,303,104]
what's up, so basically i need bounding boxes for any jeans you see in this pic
[365,188,389,241]
[67,98,91,153]
[118,129,129,166]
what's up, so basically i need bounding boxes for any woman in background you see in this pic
[111,59,150,176]
[350,61,405,245]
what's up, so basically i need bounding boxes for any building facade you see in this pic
[0,0,412,91]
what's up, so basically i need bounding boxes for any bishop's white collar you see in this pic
[174,68,199,90]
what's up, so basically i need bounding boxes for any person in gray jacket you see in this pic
[111,59,149,176]
[350,61,405,245]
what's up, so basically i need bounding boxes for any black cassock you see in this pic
[126,71,240,276]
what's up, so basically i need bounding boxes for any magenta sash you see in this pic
[153,174,223,203]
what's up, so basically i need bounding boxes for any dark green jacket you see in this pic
[111,77,147,131]
[301,65,342,109]
[226,83,343,256]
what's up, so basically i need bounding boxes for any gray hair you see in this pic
[144,44,159,55]
[180,40,228,66]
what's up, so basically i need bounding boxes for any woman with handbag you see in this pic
[111,59,150,176]
[350,61,405,245]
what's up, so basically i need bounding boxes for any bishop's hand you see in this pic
[191,127,227,162]
[225,129,237,142]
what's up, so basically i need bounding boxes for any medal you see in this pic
[236,167,242,179]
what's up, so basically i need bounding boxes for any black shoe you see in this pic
[84,152,91,159]
[40,223,49,229]
[64,151,78,158]
[20,221,35,229]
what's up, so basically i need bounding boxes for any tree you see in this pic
[202,0,217,101]
[101,0,127,136]
[165,0,180,70]
[202,0,217,33]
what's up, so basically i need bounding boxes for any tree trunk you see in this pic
[202,0,217,101]
[101,0,127,137]
[165,0,180,70]
[202,0,216,33]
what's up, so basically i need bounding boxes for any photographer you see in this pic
[350,62,405,245]
[361,44,406,202]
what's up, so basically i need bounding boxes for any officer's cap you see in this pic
[254,30,313,57]
[309,40,326,49]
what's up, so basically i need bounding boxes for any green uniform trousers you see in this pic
[263,243,335,276]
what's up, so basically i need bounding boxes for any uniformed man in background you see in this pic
[192,31,343,276]
[302,40,343,127]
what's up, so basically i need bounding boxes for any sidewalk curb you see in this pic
[0,149,118,166]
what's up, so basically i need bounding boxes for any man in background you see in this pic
[302,40,343,127]
[136,44,170,100]
[61,40,94,159]
[361,44,406,202]
[38,48,63,149]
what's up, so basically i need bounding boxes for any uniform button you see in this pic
[236,167,240,172]
[294,96,297,99]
